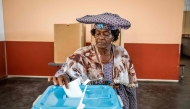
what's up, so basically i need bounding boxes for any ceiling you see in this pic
[184,0,190,11]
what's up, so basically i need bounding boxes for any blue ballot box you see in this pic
[32,85,122,109]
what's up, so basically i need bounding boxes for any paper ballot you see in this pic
[62,78,83,98]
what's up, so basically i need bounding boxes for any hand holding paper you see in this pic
[62,78,82,98]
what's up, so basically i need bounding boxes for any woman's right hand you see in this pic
[48,74,69,88]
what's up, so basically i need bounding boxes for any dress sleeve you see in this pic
[123,49,138,87]
[54,62,67,77]
[65,53,89,81]
[54,52,88,82]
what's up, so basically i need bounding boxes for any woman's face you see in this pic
[95,29,114,49]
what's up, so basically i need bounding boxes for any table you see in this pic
[48,62,63,71]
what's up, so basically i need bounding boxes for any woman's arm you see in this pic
[48,53,88,88]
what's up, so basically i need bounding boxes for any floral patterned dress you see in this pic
[55,44,138,109]
[102,59,137,109]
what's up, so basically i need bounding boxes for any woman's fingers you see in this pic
[47,75,69,88]
[48,76,52,82]
[63,75,69,89]
[53,77,58,85]
[58,76,64,86]
[57,74,69,88]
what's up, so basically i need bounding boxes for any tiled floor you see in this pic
[137,55,190,109]
[0,55,190,109]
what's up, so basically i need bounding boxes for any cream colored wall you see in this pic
[3,0,183,44]
[183,11,190,34]
[0,0,4,41]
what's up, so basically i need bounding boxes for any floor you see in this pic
[0,55,190,109]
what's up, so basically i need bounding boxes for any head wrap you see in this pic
[76,12,131,30]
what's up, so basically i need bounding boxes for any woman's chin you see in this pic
[96,44,106,48]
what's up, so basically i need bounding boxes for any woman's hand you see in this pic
[48,74,69,88]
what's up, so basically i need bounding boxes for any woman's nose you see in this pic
[99,34,105,39]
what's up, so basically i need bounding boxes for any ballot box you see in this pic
[32,85,122,109]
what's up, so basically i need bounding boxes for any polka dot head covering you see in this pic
[76,12,131,30]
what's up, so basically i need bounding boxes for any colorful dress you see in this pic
[101,59,137,109]
[55,44,138,109]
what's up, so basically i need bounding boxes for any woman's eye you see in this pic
[104,34,109,37]
[96,34,100,36]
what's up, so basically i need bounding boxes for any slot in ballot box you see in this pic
[32,85,122,109]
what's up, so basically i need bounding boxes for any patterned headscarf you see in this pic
[76,13,131,30]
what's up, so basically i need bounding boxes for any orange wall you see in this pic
[0,41,6,78]
[0,0,6,78]
[6,41,56,76]
[5,42,180,80]
[2,0,183,80]
[125,43,180,80]
[0,0,4,41]
[3,0,183,44]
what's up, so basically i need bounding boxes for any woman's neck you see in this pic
[97,45,112,55]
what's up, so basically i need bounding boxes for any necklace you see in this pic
[95,45,113,64]
[94,45,115,84]
[100,53,113,64]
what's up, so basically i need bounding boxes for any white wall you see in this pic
[0,0,4,41]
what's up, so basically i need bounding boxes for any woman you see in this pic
[48,13,138,109]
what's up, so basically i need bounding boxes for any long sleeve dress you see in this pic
[55,44,138,109]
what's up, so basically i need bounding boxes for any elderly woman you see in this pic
[48,13,138,109]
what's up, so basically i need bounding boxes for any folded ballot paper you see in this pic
[62,76,92,98]
[62,78,83,98]
[62,78,89,109]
